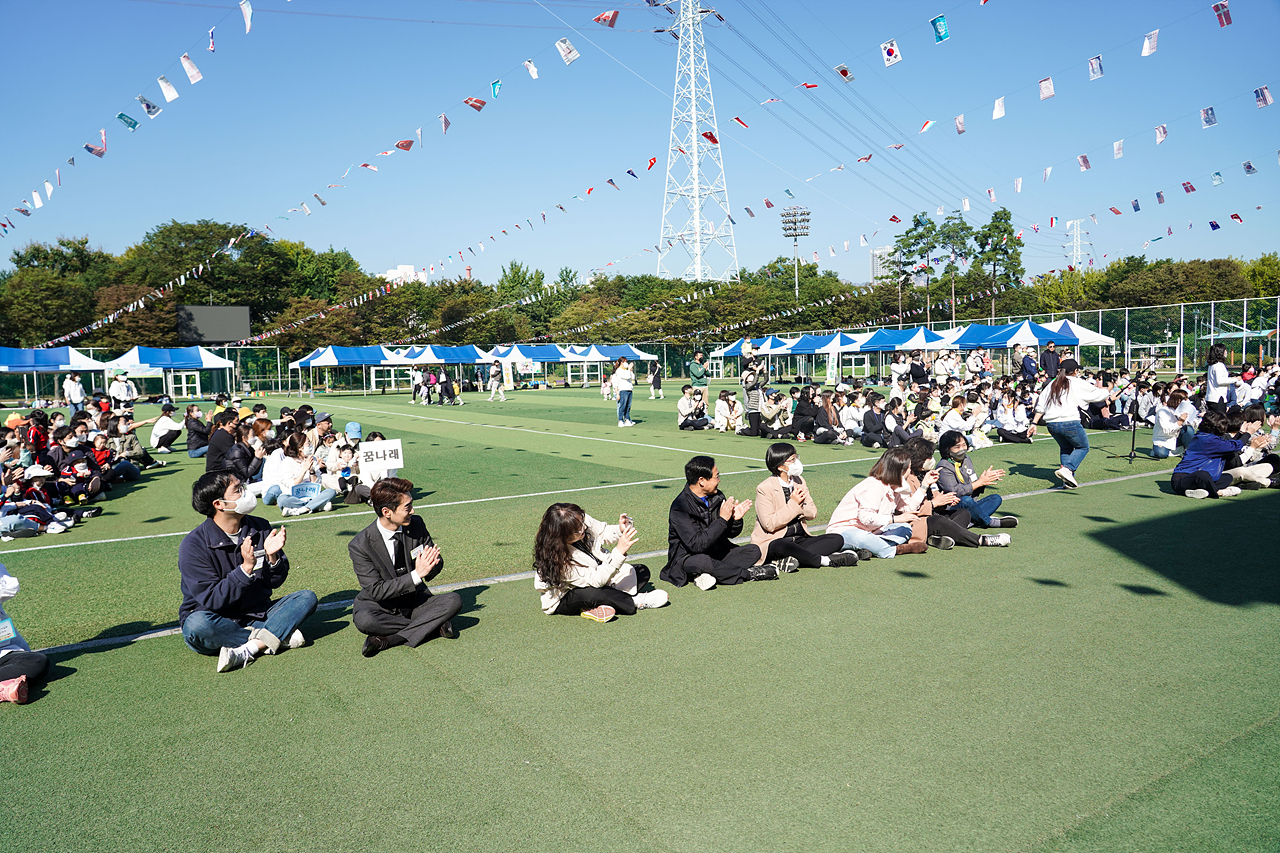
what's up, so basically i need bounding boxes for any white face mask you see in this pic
[267,429,277,440]
[222,492,257,515]
[65,437,79,448]
[788,459,804,479]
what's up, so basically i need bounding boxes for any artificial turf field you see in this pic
[2,387,1277,853]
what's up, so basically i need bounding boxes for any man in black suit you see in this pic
[348,477,462,657]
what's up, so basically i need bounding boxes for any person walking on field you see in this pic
[487,360,506,402]
[648,361,665,400]
[613,357,636,427]
[1030,358,1118,489]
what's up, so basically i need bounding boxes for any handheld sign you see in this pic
[359,439,404,470]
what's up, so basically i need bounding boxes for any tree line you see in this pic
[2,215,1276,358]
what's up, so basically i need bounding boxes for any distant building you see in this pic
[870,246,899,282]
[379,264,418,283]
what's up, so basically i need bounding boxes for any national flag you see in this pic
[1114,139,1123,159]
[439,113,451,134]
[1014,177,1022,193]
[55,169,60,186]
[1230,213,1243,223]
[886,144,904,150]
[207,26,216,52]
[857,154,873,163]
[764,198,774,208]
[962,198,970,211]
[13,207,30,217]
[701,131,719,144]
[889,214,901,223]
[1156,191,1165,203]
[180,53,203,84]
[833,64,853,82]
[1142,30,1158,56]
[1088,55,1104,80]
[31,191,41,209]
[760,98,781,105]
[919,120,937,133]
[593,10,619,27]
[732,116,748,128]
[1212,171,1224,186]
[1257,86,1274,108]
[745,207,754,217]
[1213,1,1231,27]
[376,150,395,156]
[395,139,414,151]
[607,179,619,190]
[993,97,1005,119]
[880,39,902,67]
[1182,181,1196,193]
[117,113,138,132]
[240,0,252,33]
[1078,154,1091,171]
[360,163,378,171]
[986,188,996,203]
[525,59,539,79]
[1016,229,1023,240]
[313,193,326,206]
[1131,199,1140,212]
[1043,166,1052,183]
[586,188,593,195]
[465,97,486,112]
[1243,160,1257,175]
[796,82,818,89]
[1200,106,1217,128]
[784,189,795,198]
[1031,223,1040,233]
[157,75,180,103]
[1049,217,1057,228]
[1209,221,1220,230]
[84,128,106,158]
[556,37,580,65]
[1109,207,1122,215]
[137,95,162,119]
[1167,226,1173,235]
[860,235,868,246]
[648,157,657,170]
[845,241,850,251]
[1039,77,1055,100]
[1155,124,1167,144]
[931,14,949,43]
[491,79,502,98]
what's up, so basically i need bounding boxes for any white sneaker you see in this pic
[619,420,626,428]
[46,522,70,534]
[1055,467,1079,488]
[216,645,256,673]
[1183,488,1209,499]
[322,501,333,512]
[285,629,307,650]
[979,533,1012,547]
[626,420,635,426]
[54,511,70,521]
[693,573,717,591]
[280,506,309,517]
[633,590,670,609]
[154,447,172,454]
[1218,486,1242,497]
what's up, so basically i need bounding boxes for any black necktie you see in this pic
[393,530,409,573]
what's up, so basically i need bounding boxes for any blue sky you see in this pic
[1,0,1276,285]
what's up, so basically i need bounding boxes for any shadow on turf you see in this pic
[1090,489,1279,606]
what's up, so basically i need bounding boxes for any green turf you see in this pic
[3,389,1278,853]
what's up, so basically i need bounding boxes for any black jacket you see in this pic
[177,515,290,626]
[185,417,211,450]
[661,486,744,587]
[224,442,264,483]
[862,409,888,439]
[348,515,443,618]
[205,428,235,472]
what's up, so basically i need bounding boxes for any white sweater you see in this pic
[1034,376,1112,424]
[612,367,635,393]
[1153,402,1198,450]
[533,514,636,614]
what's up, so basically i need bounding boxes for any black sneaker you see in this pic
[994,516,1019,528]
[926,534,955,550]
[772,556,800,574]
[855,549,875,562]
[746,564,779,582]
[80,506,105,518]
[828,550,861,567]
[1237,480,1263,491]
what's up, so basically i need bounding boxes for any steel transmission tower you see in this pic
[657,0,739,282]
[1061,219,1092,267]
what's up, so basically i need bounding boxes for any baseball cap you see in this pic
[315,412,332,424]
[345,422,363,440]
[4,413,30,428]
[1059,358,1081,374]
[161,403,176,413]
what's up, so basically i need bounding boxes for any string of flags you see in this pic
[7,1,255,226]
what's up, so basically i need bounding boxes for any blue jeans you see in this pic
[181,589,318,655]
[187,445,209,458]
[263,484,282,505]
[959,494,1003,527]
[69,401,85,414]
[278,482,336,512]
[112,460,141,481]
[1,514,39,536]
[1046,420,1090,472]
[836,524,911,559]
[617,389,633,423]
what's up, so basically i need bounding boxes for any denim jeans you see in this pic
[616,389,633,423]
[1152,424,1196,459]
[112,460,141,481]
[181,589,319,655]
[69,401,85,414]
[959,494,1003,527]
[187,445,209,458]
[277,482,336,512]
[1046,420,1090,472]
[263,484,282,505]
[835,524,911,559]
[1,514,39,536]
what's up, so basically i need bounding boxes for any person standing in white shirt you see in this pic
[62,372,87,414]
[486,360,506,402]
[1031,358,1117,488]
[612,357,636,427]
[1204,343,1230,413]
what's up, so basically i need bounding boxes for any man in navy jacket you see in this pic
[178,470,317,672]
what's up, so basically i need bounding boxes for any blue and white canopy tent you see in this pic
[102,345,236,400]
[288,345,414,396]
[0,346,111,405]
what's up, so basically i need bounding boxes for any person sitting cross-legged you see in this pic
[348,477,463,657]
[178,471,318,673]
[934,430,1019,530]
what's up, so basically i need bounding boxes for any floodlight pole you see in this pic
[780,205,810,307]
[792,236,799,305]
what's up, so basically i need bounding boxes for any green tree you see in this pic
[1243,252,1280,298]
[0,268,97,347]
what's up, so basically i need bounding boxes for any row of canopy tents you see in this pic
[710,320,1115,358]
[287,343,659,369]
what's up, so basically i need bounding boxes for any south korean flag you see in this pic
[880,39,902,67]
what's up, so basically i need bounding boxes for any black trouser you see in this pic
[553,566,651,616]
[737,411,766,437]
[1206,400,1228,414]
[681,544,762,585]
[793,416,816,437]
[1170,470,1233,497]
[861,431,888,447]
[0,651,49,683]
[764,533,848,567]
[997,428,1033,444]
[352,592,463,647]
[154,429,182,449]
[886,426,922,447]
[679,416,711,430]
[814,428,843,445]
[928,510,981,547]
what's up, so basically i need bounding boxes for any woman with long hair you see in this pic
[532,503,667,622]
[1204,342,1230,414]
[750,443,864,567]
[1030,358,1116,488]
[714,389,743,433]
[812,390,853,445]
[613,357,636,427]
[1152,388,1197,459]
[883,397,923,448]
[183,404,211,458]
[792,385,820,441]
[272,432,337,516]
[826,447,928,557]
